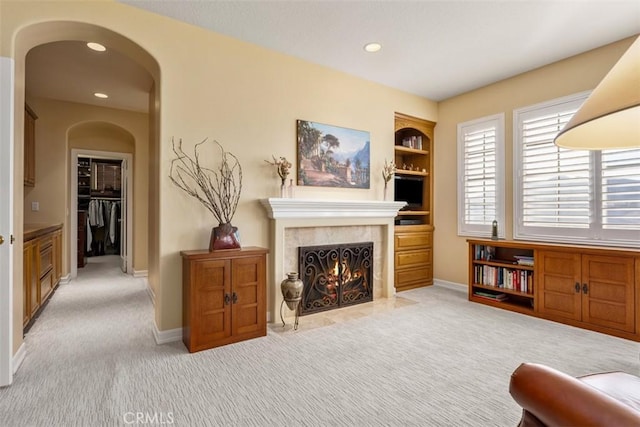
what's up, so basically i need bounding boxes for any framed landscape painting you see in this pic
[296,120,370,189]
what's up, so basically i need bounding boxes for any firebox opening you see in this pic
[298,242,373,315]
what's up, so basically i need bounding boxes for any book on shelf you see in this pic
[514,255,534,266]
[474,245,496,261]
[473,264,534,294]
[473,291,508,301]
[401,135,423,150]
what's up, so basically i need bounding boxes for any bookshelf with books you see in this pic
[468,239,535,315]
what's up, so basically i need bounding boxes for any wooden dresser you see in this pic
[181,247,268,353]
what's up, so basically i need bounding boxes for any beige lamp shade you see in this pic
[555,35,640,150]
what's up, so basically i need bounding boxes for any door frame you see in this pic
[70,149,133,278]
[0,57,15,386]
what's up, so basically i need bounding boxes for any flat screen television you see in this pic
[394,175,424,210]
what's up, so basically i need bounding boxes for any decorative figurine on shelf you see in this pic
[382,159,396,201]
[265,155,292,197]
[491,220,499,240]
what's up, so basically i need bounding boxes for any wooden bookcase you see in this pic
[393,112,435,292]
[467,239,640,342]
[468,240,535,315]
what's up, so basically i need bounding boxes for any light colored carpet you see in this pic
[1,256,639,426]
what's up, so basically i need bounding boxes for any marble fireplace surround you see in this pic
[260,198,406,321]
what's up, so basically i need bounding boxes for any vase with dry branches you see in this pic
[169,137,243,251]
[382,159,396,201]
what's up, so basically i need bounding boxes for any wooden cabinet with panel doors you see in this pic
[181,247,268,353]
[537,250,635,336]
[23,224,63,330]
[24,104,37,187]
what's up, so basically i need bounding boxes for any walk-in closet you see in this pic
[77,157,123,268]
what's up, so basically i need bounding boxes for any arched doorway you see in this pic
[68,121,136,279]
[0,21,160,386]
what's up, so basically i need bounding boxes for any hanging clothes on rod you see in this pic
[87,198,121,256]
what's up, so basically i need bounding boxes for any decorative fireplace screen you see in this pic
[298,242,373,315]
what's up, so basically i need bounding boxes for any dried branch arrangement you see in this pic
[264,155,292,184]
[169,137,243,225]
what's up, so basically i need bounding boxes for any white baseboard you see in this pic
[133,269,148,278]
[12,343,26,375]
[153,321,182,345]
[146,283,156,306]
[433,279,467,293]
[58,274,71,285]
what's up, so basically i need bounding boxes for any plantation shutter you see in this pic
[601,148,640,230]
[520,105,591,228]
[463,127,497,225]
[457,114,505,237]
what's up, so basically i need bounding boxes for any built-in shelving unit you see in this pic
[467,238,640,342]
[393,112,436,292]
[77,157,91,211]
[468,240,535,315]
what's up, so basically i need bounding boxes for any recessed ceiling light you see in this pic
[364,42,382,53]
[87,42,106,52]
[94,93,108,99]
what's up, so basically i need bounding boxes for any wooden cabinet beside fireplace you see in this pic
[181,247,268,353]
[393,112,435,292]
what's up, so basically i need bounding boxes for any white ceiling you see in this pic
[26,1,640,112]
[26,41,153,113]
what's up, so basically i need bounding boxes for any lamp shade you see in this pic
[554,35,640,150]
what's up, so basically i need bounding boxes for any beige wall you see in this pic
[2,0,437,350]
[433,37,636,287]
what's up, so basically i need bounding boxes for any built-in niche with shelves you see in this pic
[468,240,535,314]
[393,112,436,292]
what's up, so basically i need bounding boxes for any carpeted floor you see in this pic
[1,256,639,426]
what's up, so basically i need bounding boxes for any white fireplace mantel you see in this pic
[260,198,406,322]
[260,198,406,219]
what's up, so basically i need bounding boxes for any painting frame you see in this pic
[296,119,370,189]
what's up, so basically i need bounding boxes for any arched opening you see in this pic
[1,20,160,386]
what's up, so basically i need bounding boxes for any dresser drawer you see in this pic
[40,269,54,303]
[395,265,433,287]
[395,248,432,270]
[395,231,432,250]
[39,237,53,278]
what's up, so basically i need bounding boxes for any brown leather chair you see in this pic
[509,362,640,426]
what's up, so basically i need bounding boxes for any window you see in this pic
[457,113,505,237]
[514,92,640,247]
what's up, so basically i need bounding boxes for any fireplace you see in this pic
[260,198,405,322]
[298,242,373,315]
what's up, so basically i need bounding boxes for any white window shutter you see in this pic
[457,114,505,237]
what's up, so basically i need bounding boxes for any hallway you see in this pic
[1,257,159,425]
